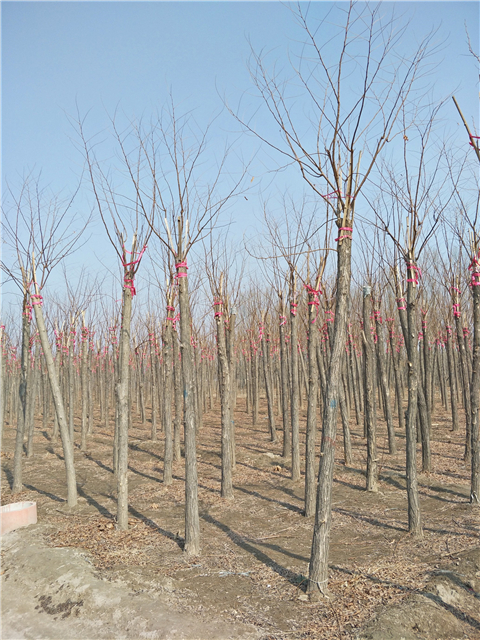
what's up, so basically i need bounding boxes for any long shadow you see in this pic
[333,478,366,492]
[129,443,164,462]
[379,474,406,491]
[417,484,469,504]
[127,464,161,484]
[423,591,480,631]
[241,444,279,456]
[84,453,114,474]
[77,485,113,518]
[334,507,406,533]
[127,504,184,550]
[201,512,307,590]
[234,484,303,514]
[239,534,309,564]
[23,483,64,503]
[3,466,14,489]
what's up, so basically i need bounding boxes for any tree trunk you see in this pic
[216,303,233,499]
[32,294,77,507]
[446,325,459,432]
[177,258,200,555]
[470,265,480,504]
[116,285,133,530]
[304,292,319,517]
[261,326,277,443]
[163,321,174,486]
[12,295,30,494]
[308,226,352,597]
[375,314,396,454]
[290,299,300,482]
[279,314,291,459]
[363,288,378,492]
[398,268,422,536]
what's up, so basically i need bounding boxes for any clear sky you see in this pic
[1,1,479,328]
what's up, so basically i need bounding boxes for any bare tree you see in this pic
[2,174,88,506]
[233,2,437,595]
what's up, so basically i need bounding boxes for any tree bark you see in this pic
[116,285,133,530]
[363,288,378,492]
[304,292,319,517]
[32,293,77,507]
[177,258,200,555]
[308,227,352,597]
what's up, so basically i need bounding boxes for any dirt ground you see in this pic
[1,393,480,639]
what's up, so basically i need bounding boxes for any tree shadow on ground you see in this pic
[127,504,184,550]
[84,453,114,474]
[234,484,303,514]
[75,485,113,518]
[23,483,64,503]
[201,511,308,590]
[333,507,406,533]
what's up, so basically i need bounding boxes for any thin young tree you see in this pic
[2,174,87,506]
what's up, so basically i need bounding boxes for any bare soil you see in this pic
[1,394,480,639]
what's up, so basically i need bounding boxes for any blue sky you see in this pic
[1,1,479,327]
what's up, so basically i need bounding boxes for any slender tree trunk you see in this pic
[305,292,319,517]
[375,314,396,454]
[279,314,291,459]
[80,328,88,451]
[454,313,472,461]
[261,327,277,443]
[446,325,459,432]
[470,265,480,504]
[163,321,174,486]
[32,293,77,507]
[150,337,158,441]
[363,288,378,492]
[216,303,233,499]
[173,329,183,462]
[290,299,300,482]
[12,295,30,493]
